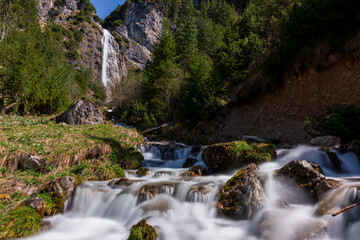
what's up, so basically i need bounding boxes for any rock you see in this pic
[138,183,176,204]
[25,197,45,218]
[136,167,150,177]
[202,141,276,173]
[19,155,47,172]
[56,100,104,125]
[217,163,265,220]
[182,157,197,168]
[108,177,132,188]
[186,185,212,203]
[60,176,75,200]
[241,135,268,143]
[323,148,342,170]
[188,165,209,176]
[314,179,342,200]
[190,145,202,155]
[350,140,360,158]
[162,141,180,160]
[41,220,52,231]
[310,136,341,147]
[128,218,157,240]
[274,160,325,200]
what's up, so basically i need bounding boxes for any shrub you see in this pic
[308,104,360,142]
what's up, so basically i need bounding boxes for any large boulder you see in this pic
[19,155,47,172]
[217,163,265,220]
[274,160,325,200]
[56,100,104,125]
[310,136,341,147]
[202,141,276,173]
[128,218,157,240]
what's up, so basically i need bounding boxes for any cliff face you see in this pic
[37,0,103,83]
[104,0,164,71]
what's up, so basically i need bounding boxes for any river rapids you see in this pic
[26,144,360,240]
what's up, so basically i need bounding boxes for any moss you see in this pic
[0,204,41,239]
[128,218,157,240]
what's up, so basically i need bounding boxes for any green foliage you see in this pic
[0,204,41,239]
[128,219,157,240]
[177,54,225,127]
[265,0,360,85]
[0,0,101,115]
[113,101,157,130]
[309,104,360,143]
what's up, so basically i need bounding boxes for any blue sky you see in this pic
[90,0,126,19]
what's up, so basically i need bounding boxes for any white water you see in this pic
[26,144,360,240]
[101,29,121,88]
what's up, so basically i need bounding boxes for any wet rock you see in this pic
[153,171,171,178]
[182,157,197,168]
[314,179,342,200]
[190,145,202,155]
[323,148,342,170]
[60,176,76,200]
[138,183,176,204]
[19,155,47,172]
[202,141,276,173]
[217,163,265,220]
[56,100,104,125]
[41,219,52,231]
[310,136,341,147]
[25,197,45,218]
[350,140,360,158]
[108,177,132,188]
[137,167,150,177]
[128,218,157,240]
[187,185,212,203]
[274,160,325,200]
[162,141,180,160]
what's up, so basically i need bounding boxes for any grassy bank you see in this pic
[0,115,144,239]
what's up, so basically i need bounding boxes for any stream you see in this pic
[27,143,360,240]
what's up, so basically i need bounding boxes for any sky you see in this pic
[90,0,126,19]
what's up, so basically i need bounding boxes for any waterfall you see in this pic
[101,29,121,90]
[26,143,360,240]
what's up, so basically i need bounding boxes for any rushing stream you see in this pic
[27,144,360,240]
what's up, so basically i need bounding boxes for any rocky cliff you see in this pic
[37,0,104,83]
[103,0,164,71]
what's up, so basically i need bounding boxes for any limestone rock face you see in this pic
[56,100,104,125]
[37,0,103,82]
[104,0,164,72]
[217,163,265,220]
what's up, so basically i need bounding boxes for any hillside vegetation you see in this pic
[108,0,360,132]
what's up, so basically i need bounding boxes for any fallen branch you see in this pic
[332,201,360,217]
[1,102,17,114]
[140,122,174,135]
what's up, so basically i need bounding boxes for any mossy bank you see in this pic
[0,115,144,239]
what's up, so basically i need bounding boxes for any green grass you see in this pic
[0,115,144,239]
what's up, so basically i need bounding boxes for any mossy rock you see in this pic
[137,167,150,177]
[217,163,265,220]
[202,141,276,173]
[128,218,157,240]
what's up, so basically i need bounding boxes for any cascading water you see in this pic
[26,144,360,240]
[101,29,121,89]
